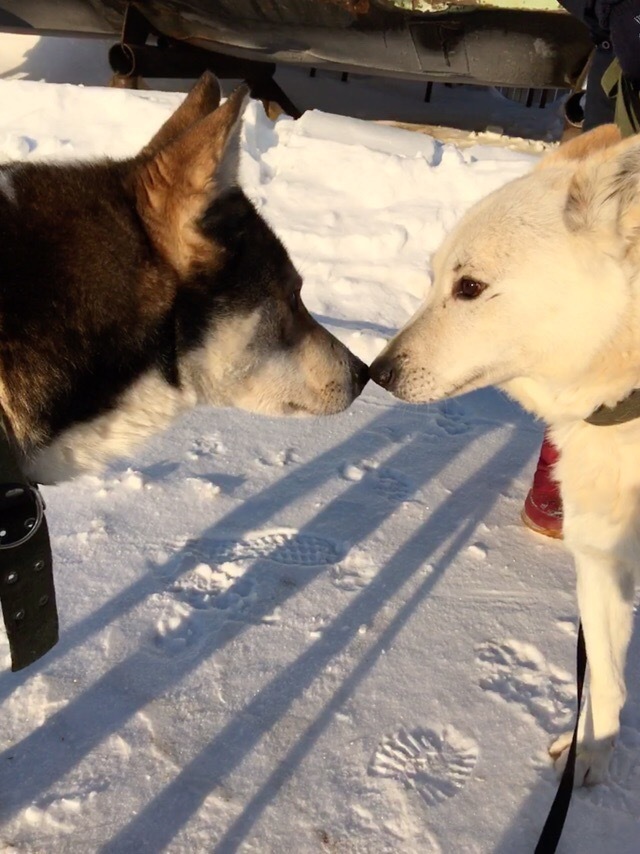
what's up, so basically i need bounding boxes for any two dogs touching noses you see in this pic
[2,69,638,789]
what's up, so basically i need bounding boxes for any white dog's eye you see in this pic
[453,276,488,300]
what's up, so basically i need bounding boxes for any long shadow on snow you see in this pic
[0,404,439,804]
[0,404,414,710]
[0,402,502,821]
[212,431,531,853]
[0,389,524,713]
[0,404,458,821]
[100,429,532,852]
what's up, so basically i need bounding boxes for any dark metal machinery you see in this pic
[0,0,594,117]
[108,5,302,117]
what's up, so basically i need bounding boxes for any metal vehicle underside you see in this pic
[0,1,593,115]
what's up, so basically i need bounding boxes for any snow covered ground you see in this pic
[0,36,639,854]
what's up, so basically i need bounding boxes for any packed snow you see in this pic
[0,37,639,854]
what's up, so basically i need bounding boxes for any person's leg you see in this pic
[604,0,640,86]
[522,431,563,538]
[562,43,614,140]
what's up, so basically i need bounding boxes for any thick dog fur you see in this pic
[0,73,367,483]
[371,124,640,785]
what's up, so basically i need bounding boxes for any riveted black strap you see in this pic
[535,623,587,853]
[0,415,58,671]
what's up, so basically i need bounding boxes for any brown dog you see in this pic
[0,73,368,484]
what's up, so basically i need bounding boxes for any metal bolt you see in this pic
[24,517,35,531]
[5,571,18,585]
[34,560,45,572]
[14,609,25,622]
[5,487,24,499]
[38,595,48,607]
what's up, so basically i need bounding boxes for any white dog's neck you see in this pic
[502,284,640,426]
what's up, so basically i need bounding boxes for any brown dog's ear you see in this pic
[140,71,222,157]
[537,124,622,171]
[132,84,249,276]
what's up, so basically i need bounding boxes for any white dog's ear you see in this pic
[535,124,636,239]
[561,133,640,243]
[537,124,622,171]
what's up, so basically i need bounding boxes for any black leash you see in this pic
[534,623,587,853]
[0,412,58,670]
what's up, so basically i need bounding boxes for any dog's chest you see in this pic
[26,370,190,483]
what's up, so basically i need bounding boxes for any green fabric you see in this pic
[601,57,640,138]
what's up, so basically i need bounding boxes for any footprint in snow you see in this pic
[476,639,574,733]
[418,401,473,441]
[341,461,412,503]
[170,561,256,612]
[433,412,471,437]
[587,727,640,815]
[150,600,204,659]
[149,530,340,652]
[258,447,300,467]
[202,530,344,567]
[187,436,225,460]
[369,724,478,807]
[162,529,343,572]
[331,551,377,591]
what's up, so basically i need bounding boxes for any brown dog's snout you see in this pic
[370,354,397,390]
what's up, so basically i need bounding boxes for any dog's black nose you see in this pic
[352,359,370,394]
[370,356,395,390]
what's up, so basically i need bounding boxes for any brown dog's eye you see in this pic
[289,291,300,311]
[453,276,488,300]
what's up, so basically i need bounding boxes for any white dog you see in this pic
[371,124,640,785]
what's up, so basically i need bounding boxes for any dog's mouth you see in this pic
[441,363,519,401]
[284,401,308,415]
[388,367,491,404]
[442,370,487,399]
[283,396,355,417]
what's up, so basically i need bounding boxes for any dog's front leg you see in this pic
[549,549,634,785]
